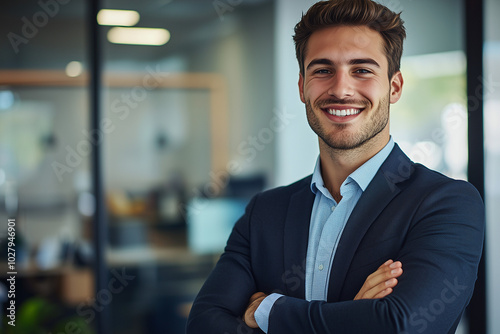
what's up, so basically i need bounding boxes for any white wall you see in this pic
[188,2,277,186]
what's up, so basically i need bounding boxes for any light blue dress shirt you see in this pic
[254,138,395,333]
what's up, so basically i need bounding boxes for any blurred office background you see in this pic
[0,0,497,333]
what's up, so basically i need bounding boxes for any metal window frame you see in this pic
[465,0,486,333]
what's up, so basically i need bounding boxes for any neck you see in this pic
[319,134,389,198]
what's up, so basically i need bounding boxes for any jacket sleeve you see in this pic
[267,179,485,334]
[186,195,265,334]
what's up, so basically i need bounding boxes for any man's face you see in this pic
[299,25,403,150]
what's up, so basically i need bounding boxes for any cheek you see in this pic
[356,81,388,103]
[304,80,330,99]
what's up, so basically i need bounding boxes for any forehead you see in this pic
[305,25,387,68]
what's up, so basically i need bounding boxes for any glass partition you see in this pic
[0,1,94,331]
[100,1,275,333]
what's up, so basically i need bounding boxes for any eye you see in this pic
[314,69,331,75]
[354,68,372,74]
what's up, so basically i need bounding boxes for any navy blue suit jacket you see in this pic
[187,144,484,334]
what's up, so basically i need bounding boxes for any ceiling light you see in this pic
[107,27,170,46]
[65,61,83,77]
[97,9,140,26]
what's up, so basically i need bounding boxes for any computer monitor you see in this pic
[187,197,247,254]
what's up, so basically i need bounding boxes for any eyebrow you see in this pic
[306,58,381,71]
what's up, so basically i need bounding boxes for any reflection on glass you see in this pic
[0,84,96,332]
[393,51,468,179]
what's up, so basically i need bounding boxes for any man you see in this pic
[186,0,484,333]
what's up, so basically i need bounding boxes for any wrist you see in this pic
[244,293,268,328]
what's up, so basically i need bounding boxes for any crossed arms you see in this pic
[243,259,403,328]
[186,178,484,334]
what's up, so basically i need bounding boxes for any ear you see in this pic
[298,73,306,103]
[389,71,403,104]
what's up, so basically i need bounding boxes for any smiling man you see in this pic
[186,1,484,333]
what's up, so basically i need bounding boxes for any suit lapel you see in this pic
[283,177,315,299]
[327,145,414,301]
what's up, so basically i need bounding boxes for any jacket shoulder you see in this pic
[400,163,484,212]
[245,175,312,216]
[385,145,481,199]
[257,175,312,199]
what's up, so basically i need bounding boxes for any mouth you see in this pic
[323,108,363,117]
[320,105,365,122]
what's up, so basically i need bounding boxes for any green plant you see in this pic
[3,297,95,334]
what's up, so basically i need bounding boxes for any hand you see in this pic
[354,259,403,300]
[243,292,268,328]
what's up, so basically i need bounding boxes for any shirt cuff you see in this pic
[254,293,284,333]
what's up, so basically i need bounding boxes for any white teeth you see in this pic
[327,108,361,117]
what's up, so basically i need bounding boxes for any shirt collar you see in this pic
[310,137,395,194]
[310,156,325,195]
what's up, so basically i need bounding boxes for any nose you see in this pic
[327,70,354,99]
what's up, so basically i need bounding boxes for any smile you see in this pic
[325,108,362,117]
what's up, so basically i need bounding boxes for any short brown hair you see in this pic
[293,0,406,79]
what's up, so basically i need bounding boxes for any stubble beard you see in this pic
[305,93,390,151]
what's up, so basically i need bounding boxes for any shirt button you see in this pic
[331,206,335,211]
[318,264,324,271]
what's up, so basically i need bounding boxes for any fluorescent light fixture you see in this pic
[107,27,170,46]
[65,61,83,77]
[97,9,140,26]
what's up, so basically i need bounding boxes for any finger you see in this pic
[373,277,399,298]
[364,266,402,291]
[373,262,403,283]
[244,308,259,328]
[389,261,402,270]
[366,260,393,280]
[366,260,393,279]
[380,259,394,269]
[373,287,393,299]
[364,277,398,299]
[388,266,403,279]
[248,292,266,304]
[372,267,403,292]
[367,261,401,281]
[354,261,403,300]
[370,273,401,297]
[358,266,403,299]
